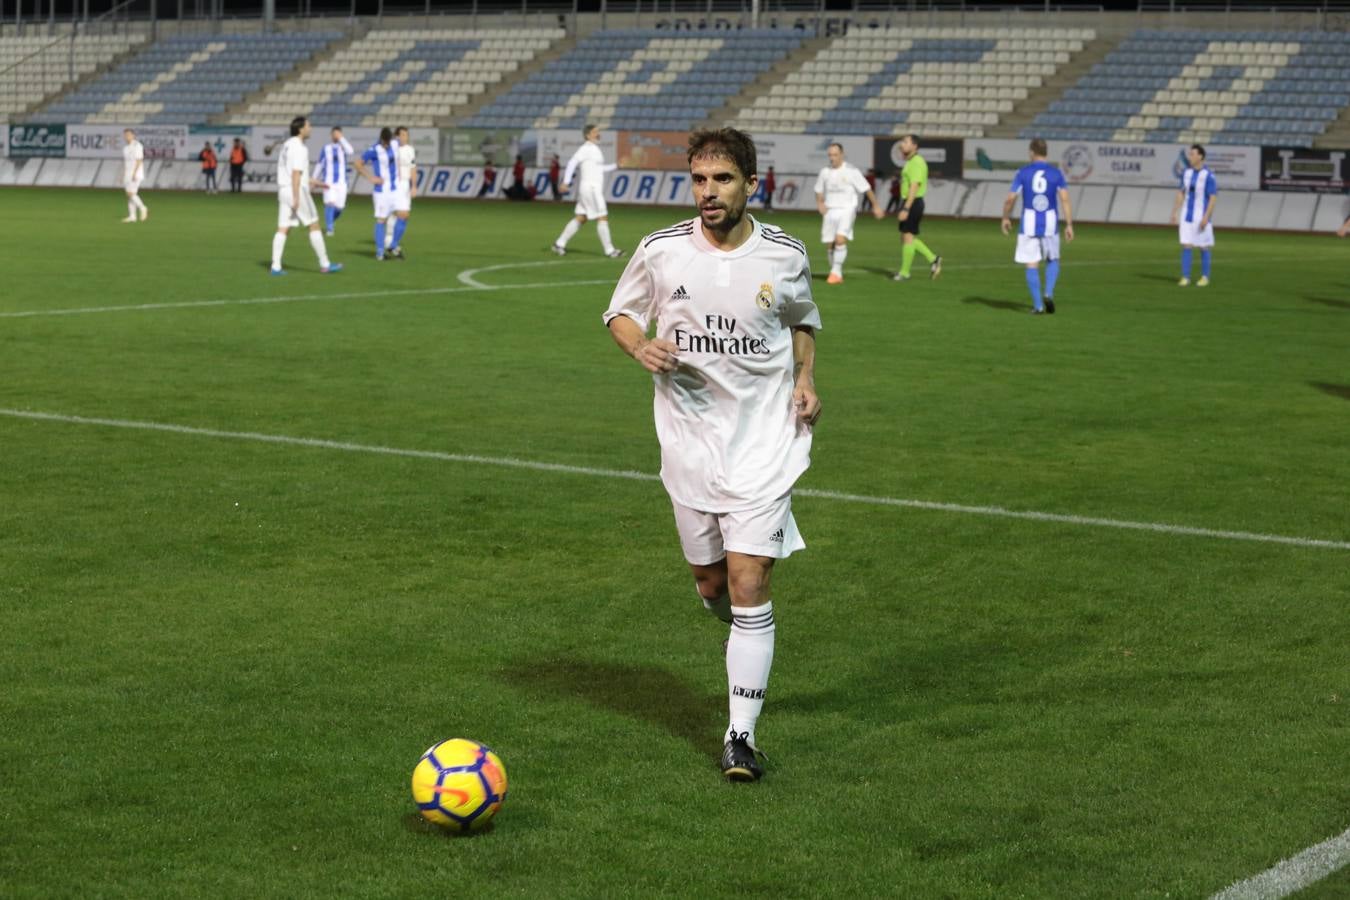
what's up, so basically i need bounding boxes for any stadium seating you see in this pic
[38,32,340,124]
[732,27,1092,138]
[0,33,147,118]
[1024,30,1350,149]
[462,28,804,131]
[231,29,562,127]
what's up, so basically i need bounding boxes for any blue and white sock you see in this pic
[1045,259,1060,298]
[726,601,774,748]
[324,205,336,232]
[374,221,386,258]
[1200,250,1211,278]
[1181,247,1193,278]
[391,217,408,249]
[1025,267,1043,311]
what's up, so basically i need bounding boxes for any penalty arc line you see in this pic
[2,408,1347,553]
[1210,826,1350,900]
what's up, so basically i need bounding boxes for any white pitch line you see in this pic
[1211,826,1350,900]
[0,277,614,319]
[457,259,571,289]
[2,408,1347,552]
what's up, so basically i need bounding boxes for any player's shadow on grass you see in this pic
[1304,295,1350,311]
[500,658,718,750]
[1310,382,1350,402]
[962,295,1028,313]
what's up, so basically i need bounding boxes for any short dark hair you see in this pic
[687,128,757,181]
[827,141,844,153]
[289,116,307,137]
[395,125,408,137]
[1029,137,1048,157]
[331,125,343,134]
[1190,143,1206,159]
[902,133,920,146]
[584,123,597,137]
[379,126,393,144]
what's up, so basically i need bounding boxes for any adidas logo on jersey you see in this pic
[770,528,784,543]
[670,285,690,301]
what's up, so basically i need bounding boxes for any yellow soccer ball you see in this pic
[410,738,508,832]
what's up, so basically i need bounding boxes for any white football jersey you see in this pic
[603,217,821,513]
[276,136,310,194]
[563,141,609,191]
[814,162,870,210]
[396,143,416,185]
[122,139,144,182]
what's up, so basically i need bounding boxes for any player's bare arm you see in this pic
[1169,190,1184,225]
[410,164,417,199]
[815,192,826,215]
[1000,192,1017,235]
[1200,194,1216,231]
[899,183,918,222]
[791,326,819,426]
[352,158,381,186]
[866,191,884,220]
[609,313,677,374]
[1060,188,1075,241]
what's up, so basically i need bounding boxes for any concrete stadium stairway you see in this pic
[702,34,832,128]
[215,27,361,124]
[442,32,576,128]
[985,32,1119,138]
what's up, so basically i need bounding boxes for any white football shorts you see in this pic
[372,190,398,220]
[322,183,348,210]
[821,206,858,243]
[1178,219,1215,248]
[671,493,806,566]
[123,177,144,194]
[277,189,319,229]
[1015,233,1061,265]
[574,182,608,218]
[393,185,412,213]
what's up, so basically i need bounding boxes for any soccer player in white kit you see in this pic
[814,142,883,284]
[121,129,148,223]
[381,125,416,259]
[271,116,351,276]
[604,128,821,782]
[552,124,623,258]
[1169,144,1218,287]
[313,126,355,236]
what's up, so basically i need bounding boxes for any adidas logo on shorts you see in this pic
[770,528,784,543]
[670,285,690,301]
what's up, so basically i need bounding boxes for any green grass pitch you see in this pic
[1,186,1347,898]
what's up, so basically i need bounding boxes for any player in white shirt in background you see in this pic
[382,125,416,258]
[272,116,359,276]
[552,124,623,258]
[313,126,355,237]
[121,129,148,223]
[814,142,883,284]
[604,127,821,783]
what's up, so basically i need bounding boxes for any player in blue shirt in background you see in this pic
[1170,145,1218,287]
[314,126,356,237]
[361,128,400,261]
[1001,138,1075,315]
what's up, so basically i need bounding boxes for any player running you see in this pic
[270,116,353,276]
[892,134,941,283]
[314,126,356,237]
[552,124,623,258]
[121,129,148,223]
[814,142,883,284]
[1170,144,1218,287]
[604,127,820,783]
[1001,138,1074,315]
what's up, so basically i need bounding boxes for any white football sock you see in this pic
[132,195,147,214]
[308,229,330,268]
[597,220,615,253]
[271,232,286,270]
[700,590,733,625]
[725,601,774,748]
[127,199,137,219]
[556,217,582,248]
[385,214,396,248]
[833,244,848,272]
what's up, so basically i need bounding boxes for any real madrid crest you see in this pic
[755,282,774,310]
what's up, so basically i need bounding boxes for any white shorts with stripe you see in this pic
[1015,233,1061,265]
[821,206,858,243]
[277,189,319,229]
[321,183,348,210]
[573,182,608,218]
[372,190,398,220]
[671,493,805,566]
[393,185,412,214]
[1179,219,1215,248]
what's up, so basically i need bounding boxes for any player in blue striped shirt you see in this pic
[362,128,400,261]
[313,126,356,237]
[1001,138,1075,315]
[1169,145,1218,287]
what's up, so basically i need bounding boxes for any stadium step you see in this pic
[214,25,360,124]
[1314,104,1350,149]
[441,32,577,128]
[704,34,833,128]
[21,33,149,120]
[986,32,1121,138]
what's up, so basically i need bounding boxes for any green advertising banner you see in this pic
[8,123,67,158]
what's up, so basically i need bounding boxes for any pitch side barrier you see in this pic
[4,126,1347,232]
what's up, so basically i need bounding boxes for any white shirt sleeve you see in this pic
[340,136,355,156]
[781,253,822,331]
[850,167,870,193]
[563,146,585,186]
[813,168,826,195]
[602,241,656,332]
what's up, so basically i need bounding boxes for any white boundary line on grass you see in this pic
[1210,826,1350,900]
[2,408,1347,552]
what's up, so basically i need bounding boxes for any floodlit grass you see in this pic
[1,186,1347,898]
